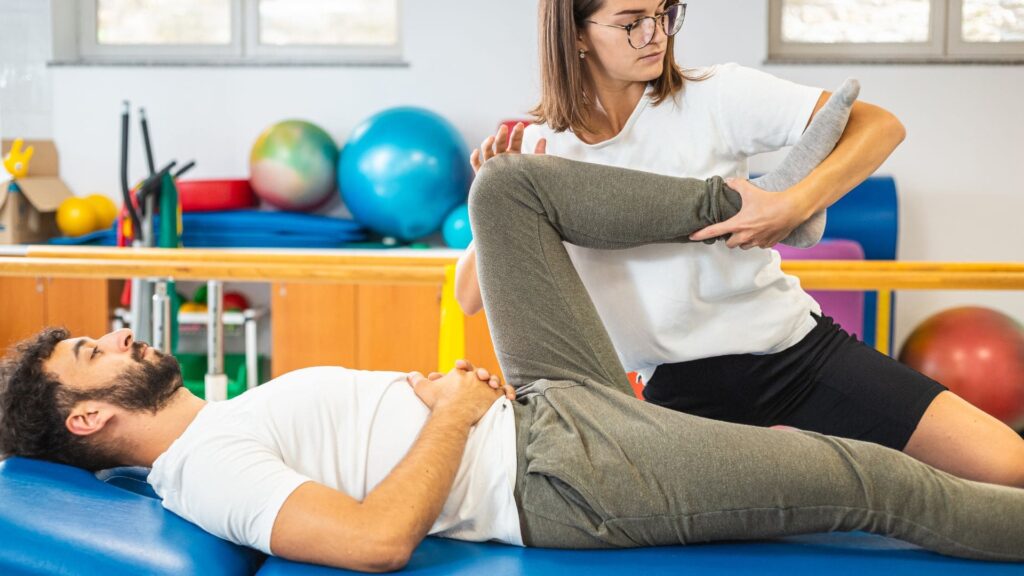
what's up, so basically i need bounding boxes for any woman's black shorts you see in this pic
[643,313,947,450]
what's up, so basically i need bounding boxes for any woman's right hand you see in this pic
[470,122,547,174]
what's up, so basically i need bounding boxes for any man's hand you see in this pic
[406,359,512,425]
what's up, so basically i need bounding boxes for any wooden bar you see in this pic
[0,258,446,285]
[15,246,1023,272]
[18,245,459,268]
[0,251,1022,291]
[875,290,893,356]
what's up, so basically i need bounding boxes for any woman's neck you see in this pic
[578,77,648,144]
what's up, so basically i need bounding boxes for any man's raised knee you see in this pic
[468,154,525,221]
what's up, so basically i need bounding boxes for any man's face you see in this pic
[44,328,183,412]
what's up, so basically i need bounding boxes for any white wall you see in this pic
[0,0,53,139]
[3,0,1022,352]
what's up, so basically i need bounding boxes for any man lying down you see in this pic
[2,144,1024,572]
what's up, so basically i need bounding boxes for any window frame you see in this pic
[72,0,403,65]
[243,0,403,64]
[78,0,245,61]
[947,0,1024,58]
[768,0,1024,63]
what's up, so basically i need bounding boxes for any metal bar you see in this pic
[207,280,224,376]
[244,311,258,390]
[152,280,172,353]
[204,280,228,402]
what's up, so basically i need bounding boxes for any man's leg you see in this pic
[517,382,1024,561]
[469,155,1024,561]
[469,153,740,394]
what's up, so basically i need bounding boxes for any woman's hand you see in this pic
[470,122,547,174]
[689,178,812,250]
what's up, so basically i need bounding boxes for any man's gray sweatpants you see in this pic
[468,153,1024,561]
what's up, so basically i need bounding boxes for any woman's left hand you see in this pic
[689,179,809,250]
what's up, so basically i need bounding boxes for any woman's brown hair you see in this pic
[530,0,713,135]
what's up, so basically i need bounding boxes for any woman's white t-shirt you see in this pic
[521,62,824,383]
[148,367,522,555]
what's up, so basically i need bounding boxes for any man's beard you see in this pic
[70,343,184,412]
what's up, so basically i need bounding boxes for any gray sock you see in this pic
[751,78,860,248]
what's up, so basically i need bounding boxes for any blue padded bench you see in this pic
[2,457,1022,575]
[259,535,1024,576]
[822,175,899,351]
[0,457,263,575]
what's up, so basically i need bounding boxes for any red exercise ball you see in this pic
[898,306,1024,427]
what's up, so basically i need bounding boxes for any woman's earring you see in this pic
[579,49,586,59]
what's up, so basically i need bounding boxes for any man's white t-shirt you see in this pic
[148,367,522,555]
[521,62,824,383]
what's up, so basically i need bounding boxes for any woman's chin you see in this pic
[640,62,664,80]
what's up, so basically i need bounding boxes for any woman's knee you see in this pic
[980,443,1024,488]
[905,392,1024,488]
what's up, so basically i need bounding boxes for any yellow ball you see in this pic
[85,194,118,229]
[179,302,208,313]
[56,197,100,237]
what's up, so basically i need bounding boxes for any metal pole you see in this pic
[204,280,227,401]
[244,310,258,390]
[151,280,172,353]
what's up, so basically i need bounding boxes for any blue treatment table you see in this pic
[259,534,1024,576]
[2,457,1021,576]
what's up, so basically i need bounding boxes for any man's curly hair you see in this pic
[0,327,121,471]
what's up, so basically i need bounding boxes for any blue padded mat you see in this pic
[0,457,263,576]
[754,173,899,350]
[48,211,368,248]
[1,457,1021,575]
[822,176,898,261]
[179,210,364,235]
[257,534,1024,576]
[825,176,899,350]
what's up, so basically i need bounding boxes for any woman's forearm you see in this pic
[788,100,906,220]
[455,243,484,316]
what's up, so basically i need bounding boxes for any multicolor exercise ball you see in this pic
[339,107,471,241]
[250,120,338,212]
[899,306,1024,426]
[443,204,472,249]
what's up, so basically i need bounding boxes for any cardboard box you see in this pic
[1,139,74,244]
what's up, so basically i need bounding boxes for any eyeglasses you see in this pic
[585,2,687,50]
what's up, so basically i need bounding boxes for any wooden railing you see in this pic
[2,246,1022,361]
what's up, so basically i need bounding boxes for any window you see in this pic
[71,0,401,64]
[768,0,1024,63]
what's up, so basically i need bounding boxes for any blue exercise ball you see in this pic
[443,204,472,249]
[339,107,471,241]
